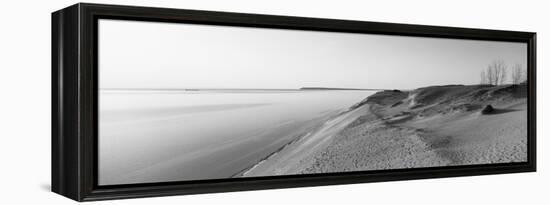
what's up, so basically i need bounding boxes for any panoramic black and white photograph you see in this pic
[98,19,528,186]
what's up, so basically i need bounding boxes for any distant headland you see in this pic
[299,87,383,91]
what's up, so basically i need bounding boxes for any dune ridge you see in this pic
[241,84,527,177]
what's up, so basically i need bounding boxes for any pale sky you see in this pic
[99,19,527,90]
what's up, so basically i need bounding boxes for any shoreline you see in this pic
[233,131,312,177]
[240,105,371,177]
[234,108,354,177]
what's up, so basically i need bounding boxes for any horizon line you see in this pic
[99,87,386,91]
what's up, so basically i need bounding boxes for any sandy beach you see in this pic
[241,84,527,177]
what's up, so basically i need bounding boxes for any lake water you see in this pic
[98,90,375,185]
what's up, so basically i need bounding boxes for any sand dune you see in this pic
[242,84,528,176]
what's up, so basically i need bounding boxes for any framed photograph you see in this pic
[52,3,536,201]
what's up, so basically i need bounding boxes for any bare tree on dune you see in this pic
[480,70,487,85]
[481,59,508,85]
[511,63,524,85]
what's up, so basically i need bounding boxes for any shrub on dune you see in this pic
[481,105,494,114]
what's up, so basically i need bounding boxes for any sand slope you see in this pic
[241,105,370,176]
[242,84,528,176]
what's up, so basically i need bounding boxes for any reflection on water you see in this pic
[99,90,374,185]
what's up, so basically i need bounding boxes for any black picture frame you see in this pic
[52,3,536,202]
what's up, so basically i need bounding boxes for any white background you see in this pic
[0,0,547,204]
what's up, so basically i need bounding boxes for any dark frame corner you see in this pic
[52,3,536,202]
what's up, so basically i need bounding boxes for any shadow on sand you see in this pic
[483,108,520,115]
